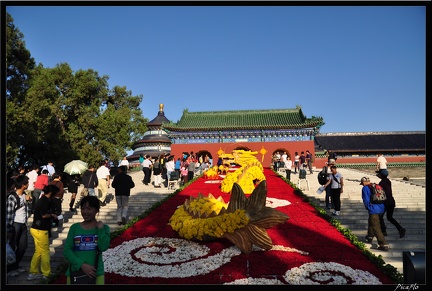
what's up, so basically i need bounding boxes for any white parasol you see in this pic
[64,160,88,175]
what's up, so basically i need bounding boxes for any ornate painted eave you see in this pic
[162,107,324,132]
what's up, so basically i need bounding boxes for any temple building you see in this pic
[161,106,324,164]
[128,104,172,166]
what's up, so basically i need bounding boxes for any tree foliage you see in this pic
[5,12,148,172]
[5,12,36,166]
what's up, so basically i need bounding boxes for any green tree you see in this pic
[5,13,148,172]
[22,63,148,170]
[5,12,36,167]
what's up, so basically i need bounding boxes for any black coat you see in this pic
[81,170,98,188]
[112,172,135,196]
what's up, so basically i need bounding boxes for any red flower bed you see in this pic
[55,168,396,285]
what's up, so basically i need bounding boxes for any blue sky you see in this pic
[6,4,426,134]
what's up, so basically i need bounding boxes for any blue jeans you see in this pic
[88,188,96,196]
[7,222,28,272]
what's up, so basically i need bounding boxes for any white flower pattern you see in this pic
[103,238,382,284]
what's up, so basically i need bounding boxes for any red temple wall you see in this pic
[171,140,315,165]
[170,141,425,168]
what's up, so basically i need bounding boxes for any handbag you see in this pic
[80,188,89,197]
[70,248,99,284]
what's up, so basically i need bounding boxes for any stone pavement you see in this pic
[6,167,426,284]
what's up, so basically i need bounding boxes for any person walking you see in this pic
[119,156,130,171]
[324,159,336,209]
[41,160,56,181]
[377,172,406,238]
[180,165,188,185]
[299,151,306,172]
[272,151,281,171]
[139,154,144,172]
[81,165,98,196]
[376,152,388,176]
[165,156,175,187]
[25,164,39,215]
[323,165,344,216]
[141,155,152,185]
[175,157,181,176]
[360,177,390,251]
[284,155,293,181]
[6,175,31,278]
[32,169,50,214]
[305,150,313,174]
[111,165,135,225]
[187,157,196,182]
[68,174,81,212]
[96,161,111,206]
[49,173,65,227]
[63,195,111,285]
[326,149,337,163]
[293,152,300,174]
[28,184,60,281]
[152,156,162,188]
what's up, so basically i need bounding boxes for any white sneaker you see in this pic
[27,273,43,280]
[332,211,340,216]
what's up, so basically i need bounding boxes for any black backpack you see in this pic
[317,167,327,185]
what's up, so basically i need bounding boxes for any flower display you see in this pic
[169,180,289,254]
[203,168,219,179]
[220,164,265,194]
[53,168,398,285]
[168,193,249,240]
[219,150,265,194]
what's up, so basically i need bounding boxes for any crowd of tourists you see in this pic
[5,159,128,284]
[139,151,212,188]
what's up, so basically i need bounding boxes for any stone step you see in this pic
[301,167,426,278]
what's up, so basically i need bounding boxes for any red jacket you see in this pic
[34,174,49,189]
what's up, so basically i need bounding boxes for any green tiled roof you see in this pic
[162,107,324,132]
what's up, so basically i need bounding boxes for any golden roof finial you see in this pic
[159,104,164,112]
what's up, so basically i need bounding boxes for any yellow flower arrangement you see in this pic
[219,150,265,194]
[204,168,219,179]
[168,181,289,254]
[220,165,265,194]
[168,193,249,240]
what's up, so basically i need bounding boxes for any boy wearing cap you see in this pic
[360,176,390,251]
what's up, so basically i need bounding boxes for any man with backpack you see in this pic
[360,176,389,251]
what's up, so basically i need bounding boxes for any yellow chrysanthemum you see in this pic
[168,194,249,240]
